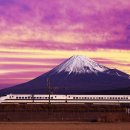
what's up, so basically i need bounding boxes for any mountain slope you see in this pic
[0,55,130,95]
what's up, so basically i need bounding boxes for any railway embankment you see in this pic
[0,104,130,122]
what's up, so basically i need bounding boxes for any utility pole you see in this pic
[47,78,51,104]
[46,78,66,104]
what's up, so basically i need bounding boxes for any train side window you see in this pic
[76,97,78,99]
[73,97,75,99]
[55,96,57,98]
[51,97,53,99]
[124,97,127,100]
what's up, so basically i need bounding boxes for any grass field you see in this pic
[0,122,130,130]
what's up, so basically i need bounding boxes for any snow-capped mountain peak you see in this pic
[1,55,130,95]
[52,55,108,74]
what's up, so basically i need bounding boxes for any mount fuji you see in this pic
[0,55,130,95]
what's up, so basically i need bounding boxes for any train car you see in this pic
[66,95,130,104]
[0,94,66,104]
[0,94,130,104]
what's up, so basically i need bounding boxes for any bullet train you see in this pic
[0,94,130,104]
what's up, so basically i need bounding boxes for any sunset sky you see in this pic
[0,0,130,89]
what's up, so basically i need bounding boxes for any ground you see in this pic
[0,122,130,130]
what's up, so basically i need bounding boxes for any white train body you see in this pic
[0,94,130,104]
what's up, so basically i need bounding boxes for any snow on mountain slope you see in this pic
[52,55,108,74]
[104,69,130,79]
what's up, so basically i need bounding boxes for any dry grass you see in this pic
[0,122,130,130]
